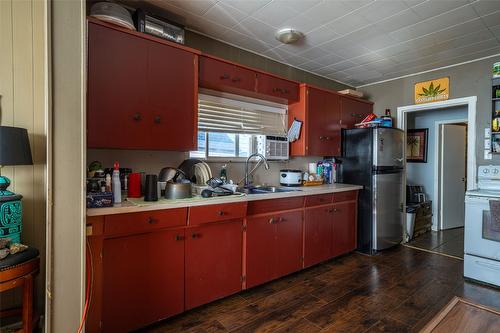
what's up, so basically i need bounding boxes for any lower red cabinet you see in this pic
[304,205,334,267]
[332,201,357,257]
[185,220,243,309]
[102,229,185,333]
[246,210,303,288]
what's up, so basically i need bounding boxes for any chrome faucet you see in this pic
[244,153,270,188]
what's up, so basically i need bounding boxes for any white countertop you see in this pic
[87,183,363,216]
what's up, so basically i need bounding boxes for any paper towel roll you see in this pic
[308,162,317,174]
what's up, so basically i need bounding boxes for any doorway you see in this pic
[397,97,476,259]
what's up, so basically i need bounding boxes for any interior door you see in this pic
[440,124,467,229]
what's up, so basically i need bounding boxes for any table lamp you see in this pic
[0,126,33,243]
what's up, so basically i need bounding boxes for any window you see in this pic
[190,93,287,160]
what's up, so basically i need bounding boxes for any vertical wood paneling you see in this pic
[0,0,47,314]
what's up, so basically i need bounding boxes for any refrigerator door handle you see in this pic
[393,157,404,162]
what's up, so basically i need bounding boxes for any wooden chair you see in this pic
[0,247,40,333]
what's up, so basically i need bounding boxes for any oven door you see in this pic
[465,195,500,260]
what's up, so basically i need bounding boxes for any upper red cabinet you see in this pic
[199,55,299,104]
[289,84,341,156]
[340,96,373,129]
[87,19,199,150]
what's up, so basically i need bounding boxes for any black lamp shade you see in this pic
[0,126,33,166]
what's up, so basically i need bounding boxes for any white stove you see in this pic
[464,165,500,287]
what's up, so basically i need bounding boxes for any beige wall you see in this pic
[359,56,500,170]
[0,0,47,315]
[50,0,86,332]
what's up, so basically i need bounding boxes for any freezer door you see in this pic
[373,128,404,168]
[373,171,403,250]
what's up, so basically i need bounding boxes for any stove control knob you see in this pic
[493,168,499,174]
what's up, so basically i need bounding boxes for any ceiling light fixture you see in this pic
[275,28,304,44]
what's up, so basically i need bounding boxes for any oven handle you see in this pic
[475,260,500,271]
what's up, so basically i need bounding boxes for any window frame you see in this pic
[190,131,255,162]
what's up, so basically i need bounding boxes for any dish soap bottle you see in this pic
[112,161,122,204]
[381,109,393,127]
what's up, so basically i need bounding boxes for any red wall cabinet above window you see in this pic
[87,19,199,151]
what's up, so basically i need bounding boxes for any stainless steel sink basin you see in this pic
[240,186,302,195]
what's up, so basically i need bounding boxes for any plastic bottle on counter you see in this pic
[220,164,227,183]
[105,174,112,192]
[112,161,122,204]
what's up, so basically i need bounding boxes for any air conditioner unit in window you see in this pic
[253,135,289,160]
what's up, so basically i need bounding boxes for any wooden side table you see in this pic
[0,247,40,333]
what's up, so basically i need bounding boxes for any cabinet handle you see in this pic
[154,115,161,124]
[133,113,142,121]
[191,233,201,239]
[333,208,339,213]
[147,217,158,224]
[278,217,286,222]
[232,77,241,82]
[220,73,230,80]
[351,113,363,118]
[284,89,289,94]
[269,217,275,224]
[326,136,332,141]
[319,136,324,140]
[174,235,184,241]
[217,210,226,216]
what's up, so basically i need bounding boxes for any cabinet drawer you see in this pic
[305,194,333,207]
[189,202,247,225]
[104,208,187,235]
[247,196,304,215]
[333,191,358,203]
[256,73,299,102]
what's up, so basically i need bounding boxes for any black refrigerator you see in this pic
[339,127,404,254]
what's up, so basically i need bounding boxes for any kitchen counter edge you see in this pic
[87,184,362,217]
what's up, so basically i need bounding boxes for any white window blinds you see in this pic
[198,93,287,135]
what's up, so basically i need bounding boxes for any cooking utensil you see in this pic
[165,180,191,200]
[159,167,185,182]
[280,169,303,187]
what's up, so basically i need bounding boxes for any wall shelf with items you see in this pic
[491,77,500,153]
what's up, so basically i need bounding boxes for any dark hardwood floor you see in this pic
[408,227,464,258]
[138,246,500,333]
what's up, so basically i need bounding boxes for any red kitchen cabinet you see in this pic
[304,205,334,267]
[332,201,357,257]
[102,228,185,333]
[87,20,198,150]
[289,84,341,156]
[256,72,299,102]
[340,96,373,129]
[246,210,303,288]
[185,220,243,309]
[199,56,256,94]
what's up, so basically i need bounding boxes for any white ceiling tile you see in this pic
[481,9,500,27]
[321,60,358,73]
[350,51,385,65]
[272,0,322,13]
[224,0,272,15]
[355,0,410,24]
[169,0,217,16]
[251,1,300,27]
[324,11,370,36]
[188,17,233,39]
[374,8,422,33]
[411,0,469,20]
[298,60,324,71]
[203,2,248,28]
[303,25,341,45]
[403,0,426,7]
[279,12,321,34]
[300,1,356,26]
[262,47,308,65]
[296,46,330,61]
[315,52,345,66]
[232,17,282,46]
[341,0,375,11]
[222,29,275,53]
[471,0,500,16]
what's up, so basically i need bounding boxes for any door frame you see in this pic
[435,120,468,231]
[396,96,477,242]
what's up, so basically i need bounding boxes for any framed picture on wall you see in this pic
[407,128,428,163]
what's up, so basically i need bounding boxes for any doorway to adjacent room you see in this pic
[397,97,476,259]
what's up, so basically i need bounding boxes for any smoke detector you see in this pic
[275,28,304,44]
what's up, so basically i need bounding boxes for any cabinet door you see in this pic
[256,73,299,102]
[246,214,276,288]
[199,56,256,94]
[304,206,334,267]
[102,229,185,333]
[332,201,357,257]
[274,210,303,277]
[307,87,341,156]
[340,97,373,129]
[87,22,150,149]
[185,220,243,309]
[147,42,197,150]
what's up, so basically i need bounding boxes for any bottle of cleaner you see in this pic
[112,161,122,204]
